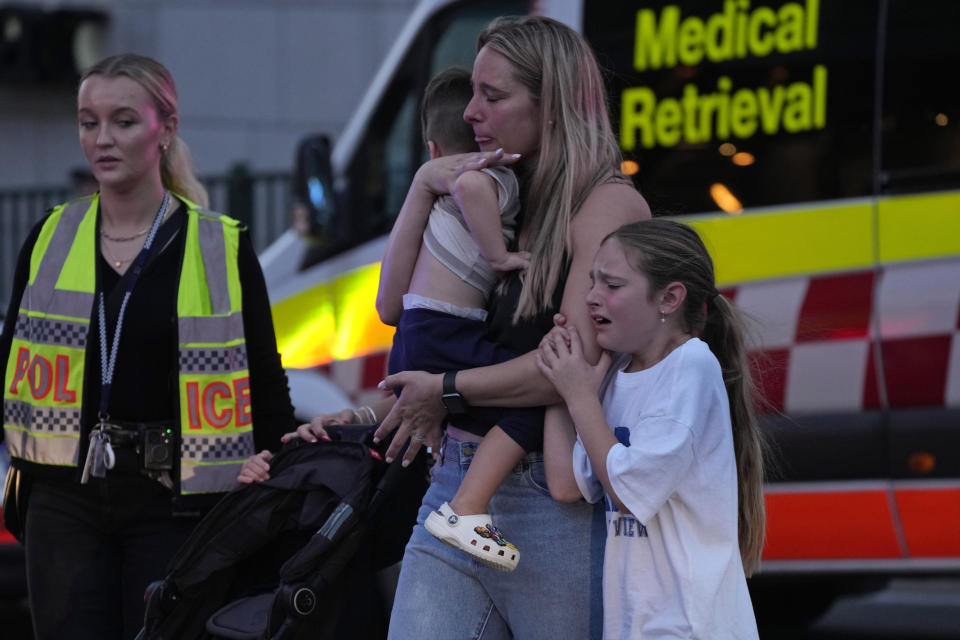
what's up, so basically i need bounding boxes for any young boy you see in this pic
[376,66,534,571]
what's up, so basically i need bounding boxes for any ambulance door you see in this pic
[874,0,960,566]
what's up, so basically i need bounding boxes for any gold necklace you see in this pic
[98,191,172,268]
[100,237,139,269]
[99,191,173,241]
[100,226,151,242]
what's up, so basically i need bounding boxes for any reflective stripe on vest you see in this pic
[3,199,96,466]
[177,210,254,494]
[2,194,255,493]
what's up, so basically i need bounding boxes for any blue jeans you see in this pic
[24,475,197,640]
[388,430,605,639]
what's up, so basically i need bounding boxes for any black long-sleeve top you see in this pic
[0,199,296,490]
[481,269,568,453]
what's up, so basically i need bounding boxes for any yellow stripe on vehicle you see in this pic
[271,262,394,369]
[270,191,959,370]
[684,201,875,286]
[877,191,960,264]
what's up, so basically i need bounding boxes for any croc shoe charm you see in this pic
[425,502,520,571]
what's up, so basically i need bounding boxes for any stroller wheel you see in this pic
[291,586,317,616]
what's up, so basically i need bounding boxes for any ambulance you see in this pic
[261,0,960,622]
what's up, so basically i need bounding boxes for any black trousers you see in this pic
[24,473,198,640]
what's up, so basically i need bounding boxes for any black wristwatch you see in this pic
[441,371,469,415]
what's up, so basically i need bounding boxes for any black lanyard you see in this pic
[97,191,170,421]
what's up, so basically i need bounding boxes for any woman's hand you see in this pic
[237,449,273,484]
[280,409,355,444]
[488,250,531,274]
[374,371,445,466]
[415,148,521,195]
[240,406,368,483]
[537,324,611,402]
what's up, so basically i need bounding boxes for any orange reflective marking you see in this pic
[7,347,29,394]
[7,348,80,403]
[53,355,76,402]
[203,382,233,429]
[185,382,202,429]
[762,490,902,560]
[894,487,960,557]
[233,378,252,427]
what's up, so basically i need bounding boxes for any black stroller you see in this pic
[137,425,428,640]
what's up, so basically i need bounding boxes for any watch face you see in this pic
[442,392,468,415]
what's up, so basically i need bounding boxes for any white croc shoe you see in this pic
[424,502,520,572]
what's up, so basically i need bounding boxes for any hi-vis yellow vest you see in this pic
[2,194,255,494]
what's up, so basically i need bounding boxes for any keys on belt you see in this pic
[80,422,139,483]
[81,423,116,483]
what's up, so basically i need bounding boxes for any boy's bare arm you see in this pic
[376,179,436,326]
[452,171,528,272]
[543,404,583,502]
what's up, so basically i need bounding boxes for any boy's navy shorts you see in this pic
[387,307,543,452]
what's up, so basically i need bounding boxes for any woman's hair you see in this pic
[478,16,622,320]
[608,219,767,576]
[82,53,209,207]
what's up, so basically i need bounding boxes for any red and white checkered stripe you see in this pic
[732,257,960,414]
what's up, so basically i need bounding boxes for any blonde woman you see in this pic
[0,54,294,639]
[293,16,650,639]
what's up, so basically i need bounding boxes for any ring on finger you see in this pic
[411,431,426,443]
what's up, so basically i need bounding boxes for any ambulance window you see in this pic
[429,3,526,76]
[585,0,878,215]
[343,0,528,250]
[880,0,960,193]
[424,2,529,164]
[345,68,420,245]
[382,95,419,216]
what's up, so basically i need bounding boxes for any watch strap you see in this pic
[443,371,457,396]
[441,371,469,415]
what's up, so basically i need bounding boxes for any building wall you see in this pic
[0,0,418,189]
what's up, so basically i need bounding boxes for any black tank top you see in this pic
[486,171,626,347]
[485,264,568,354]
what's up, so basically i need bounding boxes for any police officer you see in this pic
[0,53,295,640]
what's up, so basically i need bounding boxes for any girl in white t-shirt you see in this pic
[536,219,765,639]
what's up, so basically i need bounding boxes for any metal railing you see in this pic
[203,166,292,254]
[0,165,291,316]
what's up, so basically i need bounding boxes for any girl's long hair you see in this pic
[82,53,209,207]
[478,16,623,320]
[610,219,767,576]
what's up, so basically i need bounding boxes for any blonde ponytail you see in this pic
[162,135,209,208]
[702,294,766,575]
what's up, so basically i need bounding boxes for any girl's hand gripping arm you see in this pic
[536,325,628,511]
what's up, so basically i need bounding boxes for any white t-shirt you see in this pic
[573,338,759,640]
